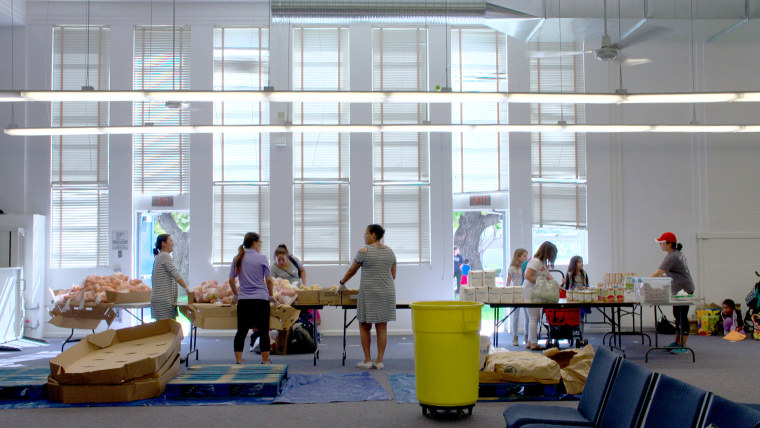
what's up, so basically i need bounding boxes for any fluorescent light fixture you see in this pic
[508,93,624,104]
[22,91,146,102]
[5,123,758,137]
[623,93,740,104]
[0,91,24,102]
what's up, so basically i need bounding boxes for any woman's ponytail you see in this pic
[233,244,246,273]
[675,242,683,251]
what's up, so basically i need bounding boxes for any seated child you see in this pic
[720,299,744,335]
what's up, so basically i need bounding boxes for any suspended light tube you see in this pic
[7,123,760,137]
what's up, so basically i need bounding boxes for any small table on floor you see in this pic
[489,300,639,356]
[643,299,700,363]
[339,303,411,366]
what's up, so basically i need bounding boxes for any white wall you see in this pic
[3,1,760,337]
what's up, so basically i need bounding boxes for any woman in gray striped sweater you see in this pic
[339,224,397,370]
[150,234,189,321]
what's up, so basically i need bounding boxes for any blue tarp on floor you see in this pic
[387,373,418,404]
[0,373,391,409]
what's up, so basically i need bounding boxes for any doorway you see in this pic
[135,211,190,286]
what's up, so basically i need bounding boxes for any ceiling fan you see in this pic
[528,0,667,67]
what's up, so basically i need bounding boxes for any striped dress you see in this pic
[151,252,184,320]
[356,245,397,324]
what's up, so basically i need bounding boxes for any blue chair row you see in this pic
[504,348,760,428]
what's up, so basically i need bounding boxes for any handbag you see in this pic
[531,277,560,304]
[657,316,677,335]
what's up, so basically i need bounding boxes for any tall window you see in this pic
[212,27,270,264]
[530,42,588,263]
[133,26,191,195]
[451,28,508,193]
[50,26,110,268]
[372,28,430,263]
[292,27,350,264]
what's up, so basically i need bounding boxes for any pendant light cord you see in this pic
[172,0,177,91]
[690,0,697,123]
[10,0,16,126]
[85,0,91,87]
[558,0,564,123]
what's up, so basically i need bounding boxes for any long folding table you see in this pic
[339,303,411,366]
[489,300,639,356]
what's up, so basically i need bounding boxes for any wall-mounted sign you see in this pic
[469,195,491,206]
[152,196,174,207]
[111,230,129,251]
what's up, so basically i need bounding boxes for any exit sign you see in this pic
[152,196,174,207]
[469,195,491,206]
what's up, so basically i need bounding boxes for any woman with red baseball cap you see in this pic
[651,232,695,354]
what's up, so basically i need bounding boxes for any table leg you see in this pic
[312,310,319,366]
[494,307,499,347]
[343,309,348,367]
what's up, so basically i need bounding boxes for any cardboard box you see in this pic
[513,292,524,303]
[461,287,477,302]
[49,319,183,385]
[269,305,301,330]
[48,303,117,330]
[475,288,489,303]
[106,290,152,304]
[469,270,484,280]
[500,287,513,304]
[468,277,484,288]
[319,289,341,305]
[484,271,497,278]
[339,289,359,305]
[47,354,180,404]
[488,288,501,304]
[296,290,320,305]
[483,276,496,288]
[183,303,238,330]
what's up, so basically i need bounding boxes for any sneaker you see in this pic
[512,337,519,346]
[671,348,689,354]
[373,362,384,370]
[664,342,680,349]
[356,360,373,369]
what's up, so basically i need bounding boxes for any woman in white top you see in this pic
[523,241,558,350]
[506,248,529,347]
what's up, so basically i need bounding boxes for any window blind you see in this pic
[451,28,508,193]
[133,26,191,195]
[212,27,270,264]
[50,26,110,268]
[212,185,270,264]
[530,42,587,229]
[372,28,430,263]
[292,27,350,264]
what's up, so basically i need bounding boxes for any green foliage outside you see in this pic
[154,212,190,235]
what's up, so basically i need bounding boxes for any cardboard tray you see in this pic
[47,354,181,404]
[296,290,320,305]
[180,303,300,331]
[48,303,117,330]
[106,290,152,304]
[50,319,183,385]
[319,289,341,305]
[340,289,359,305]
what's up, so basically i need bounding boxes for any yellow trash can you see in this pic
[410,301,483,418]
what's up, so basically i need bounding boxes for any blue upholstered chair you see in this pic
[640,375,708,428]
[701,395,760,428]
[515,359,655,428]
[503,348,620,428]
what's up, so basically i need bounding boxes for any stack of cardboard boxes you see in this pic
[46,319,183,403]
[461,271,522,304]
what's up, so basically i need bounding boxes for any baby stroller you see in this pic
[541,270,587,349]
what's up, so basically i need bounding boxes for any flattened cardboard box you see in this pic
[47,354,180,404]
[270,304,301,330]
[48,303,117,330]
[50,319,183,385]
[106,290,152,304]
[339,289,359,305]
[296,290,320,305]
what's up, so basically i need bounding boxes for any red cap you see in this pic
[655,232,677,243]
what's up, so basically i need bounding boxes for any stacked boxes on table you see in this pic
[294,288,358,306]
[46,319,183,403]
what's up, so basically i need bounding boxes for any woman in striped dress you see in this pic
[339,224,397,370]
[151,234,189,321]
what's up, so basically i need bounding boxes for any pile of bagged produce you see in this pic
[56,274,150,304]
[193,277,301,306]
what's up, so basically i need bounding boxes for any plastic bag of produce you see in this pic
[531,277,560,303]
